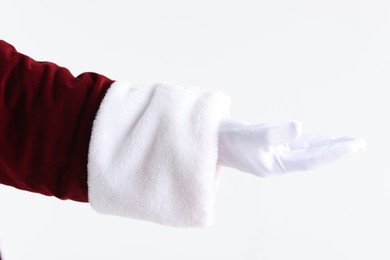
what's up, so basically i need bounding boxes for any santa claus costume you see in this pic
[0,39,235,227]
[0,40,365,258]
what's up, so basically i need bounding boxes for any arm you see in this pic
[0,40,365,228]
[0,40,230,227]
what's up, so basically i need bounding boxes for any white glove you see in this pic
[217,118,366,177]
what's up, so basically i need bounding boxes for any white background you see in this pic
[0,0,389,259]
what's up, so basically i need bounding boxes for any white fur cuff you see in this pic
[87,81,231,227]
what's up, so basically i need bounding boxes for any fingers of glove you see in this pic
[277,138,366,172]
[261,120,302,146]
[286,135,364,150]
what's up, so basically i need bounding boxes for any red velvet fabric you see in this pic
[0,40,114,202]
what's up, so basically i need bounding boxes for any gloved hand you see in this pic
[217,118,366,177]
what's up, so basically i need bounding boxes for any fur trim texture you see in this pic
[87,81,231,227]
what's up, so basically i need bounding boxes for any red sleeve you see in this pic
[0,40,114,202]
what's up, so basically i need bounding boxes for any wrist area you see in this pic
[87,81,231,227]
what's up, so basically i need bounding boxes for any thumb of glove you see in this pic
[217,118,302,176]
